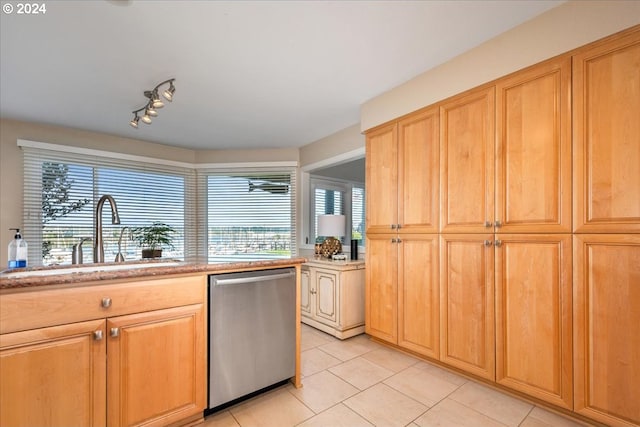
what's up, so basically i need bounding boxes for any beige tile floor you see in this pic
[203,324,593,427]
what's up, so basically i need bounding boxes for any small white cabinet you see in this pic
[301,258,365,339]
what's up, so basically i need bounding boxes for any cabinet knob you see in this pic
[101,297,112,308]
[396,223,402,229]
[93,330,103,341]
[391,224,397,230]
[484,240,493,247]
[494,220,502,228]
[110,327,119,338]
[484,221,492,228]
[495,240,503,247]
[310,289,316,295]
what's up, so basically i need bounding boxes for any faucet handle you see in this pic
[72,237,92,265]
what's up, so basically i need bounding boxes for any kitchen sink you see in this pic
[1,261,184,279]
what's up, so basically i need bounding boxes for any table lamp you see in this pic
[317,214,346,258]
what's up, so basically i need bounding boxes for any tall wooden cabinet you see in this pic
[366,26,639,427]
[571,28,640,427]
[366,106,440,356]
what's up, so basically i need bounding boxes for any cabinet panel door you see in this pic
[315,269,339,326]
[398,234,439,359]
[573,29,640,233]
[440,87,495,233]
[366,123,398,234]
[300,267,312,317]
[107,304,205,427]
[398,107,439,233]
[365,233,398,343]
[440,234,495,380]
[496,57,571,233]
[495,234,572,409]
[0,319,106,427]
[574,234,640,427]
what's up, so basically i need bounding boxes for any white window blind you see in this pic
[201,169,297,262]
[22,144,196,266]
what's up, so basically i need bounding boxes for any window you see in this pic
[309,176,365,245]
[22,142,195,266]
[202,169,297,262]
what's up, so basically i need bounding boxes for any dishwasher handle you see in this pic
[212,270,295,286]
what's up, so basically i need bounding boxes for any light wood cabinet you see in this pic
[440,234,495,380]
[495,57,572,233]
[0,320,107,427]
[573,234,640,427]
[365,234,439,359]
[302,259,365,339]
[398,234,439,359]
[440,87,495,233]
[366,106,439,234]
[573,29,640,233]
[363,27,639,427]
[495,234,573,409]
[107,304,205,427]
[0,275,207,427]
[365,234,398,343]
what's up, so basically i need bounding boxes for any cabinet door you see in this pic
[440,234,495,380]
[573,28,640,233]
[107,304,205,427]
[495,57,571,233]
[365,233,398,343]
[495,234,572,409]
[398,107,439,233]
[440,87,495,233]
[366,123,398,233]
[300,267,312,317]
[574,234,640,427]
[0,319,106,427]
[314,269,339,327]
[398,234,439,359]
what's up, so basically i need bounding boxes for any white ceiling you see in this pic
[0,0,563,151]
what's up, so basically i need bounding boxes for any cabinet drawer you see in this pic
[0,275,206,334]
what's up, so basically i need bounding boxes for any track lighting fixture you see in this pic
[129,78,175,128]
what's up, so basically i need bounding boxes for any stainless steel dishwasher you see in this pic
[208,267,296,410]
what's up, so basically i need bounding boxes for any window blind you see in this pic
[200,168,297,262]
[22,144,196,266]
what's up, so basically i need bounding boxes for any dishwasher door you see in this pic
[208,267,296,409]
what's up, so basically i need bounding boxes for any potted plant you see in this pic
[131,222,175,259]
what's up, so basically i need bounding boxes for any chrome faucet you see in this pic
[94,195,121,263]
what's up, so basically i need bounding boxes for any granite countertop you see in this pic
[0,258,307,291]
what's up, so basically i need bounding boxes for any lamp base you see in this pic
[320,237,342,258]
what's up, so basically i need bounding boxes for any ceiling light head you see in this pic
[146,104,158,117]
[162,81,176,102]
[141,114,152,124]
[129,115,139,128]
[151,90,164,109]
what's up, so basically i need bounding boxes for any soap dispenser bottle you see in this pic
[8,228,28,269]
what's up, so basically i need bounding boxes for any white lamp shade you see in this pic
[318,215,346,237]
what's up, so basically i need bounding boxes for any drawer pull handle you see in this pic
[101,297,112,308]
